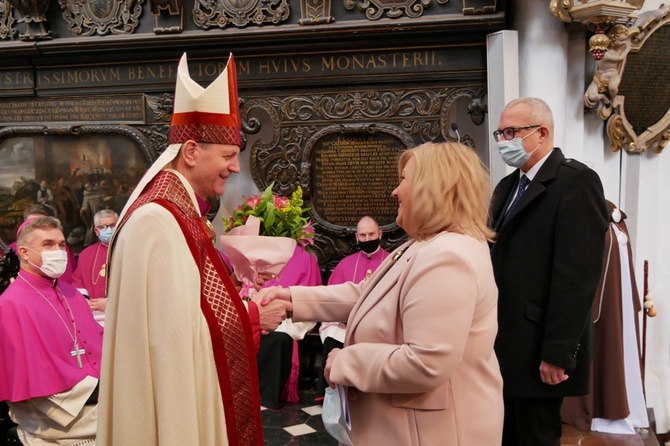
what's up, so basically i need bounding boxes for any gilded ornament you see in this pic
[589,32,610,60]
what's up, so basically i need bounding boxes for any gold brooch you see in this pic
[392,249,406,263]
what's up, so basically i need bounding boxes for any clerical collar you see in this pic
[195,194,211,217]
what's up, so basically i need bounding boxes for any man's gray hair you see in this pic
[94,209,119,226]
[504,97,554,134]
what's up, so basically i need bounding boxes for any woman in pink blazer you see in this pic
[259,142,504,445]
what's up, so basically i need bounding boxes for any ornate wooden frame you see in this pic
[584,5,670,153]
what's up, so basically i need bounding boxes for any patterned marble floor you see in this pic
[260,389,662,446]
[261,389,336,446]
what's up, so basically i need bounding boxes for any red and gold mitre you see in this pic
[169,53,241,146]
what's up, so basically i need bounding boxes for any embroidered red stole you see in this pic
[117,170,263,446]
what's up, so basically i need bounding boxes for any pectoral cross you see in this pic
[71,342,85,368]
[365,269,372,279]
[204,219,216,244]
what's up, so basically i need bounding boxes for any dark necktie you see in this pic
[501,175,531,227]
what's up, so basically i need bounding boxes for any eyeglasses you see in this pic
[493,125,541,142]
[95,224,116,230]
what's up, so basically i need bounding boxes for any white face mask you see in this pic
[27,248,68,279]
[496,127,540,168]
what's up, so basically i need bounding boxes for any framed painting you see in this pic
[0,126,153,252]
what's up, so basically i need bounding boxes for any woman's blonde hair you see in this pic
[398,142,494,241]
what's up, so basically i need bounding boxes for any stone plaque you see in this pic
[618,25,670,136]
[311,129,408,228]
[0,95,145,123]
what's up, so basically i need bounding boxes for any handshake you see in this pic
[251,286,293,334]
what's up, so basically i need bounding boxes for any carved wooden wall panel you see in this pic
[193,0,290,28]
[240,86,486,267]
[0,0,500,269]
[0,0,17,39]
[58,0,144,36]
[0,0,501,39]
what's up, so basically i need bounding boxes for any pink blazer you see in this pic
[291,232,503,445]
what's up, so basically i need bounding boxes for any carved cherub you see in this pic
[584,24,631,119]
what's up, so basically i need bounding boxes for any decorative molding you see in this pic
[138,124,170,158]
[239,98,262,153]
[148,0,183,34]
[462,0,496,16]
[7,0,51,41]
[193,0,290,29]
[0,0,17,40]
[299,0,334,25]
[273,90,445,122]
[246,88,484,190]
[438,87,485,146]
[58,0,144,36]
[344,0,447,20]
[549,0,642,60]
[550,0,641,24]
[584,5,670,153]
[146,93,174,122]
[467,95,487,125]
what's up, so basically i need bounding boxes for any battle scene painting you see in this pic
[0,134,149,253]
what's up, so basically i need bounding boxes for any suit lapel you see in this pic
[345,240,418,344]
[497,148,564,228]
[491,173,518,230]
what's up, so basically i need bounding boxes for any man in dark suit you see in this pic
[489,97,608,446]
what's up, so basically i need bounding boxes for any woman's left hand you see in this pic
[324,348,341,388]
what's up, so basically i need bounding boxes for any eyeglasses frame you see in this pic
[95,224,116,231]
[493,125,541,142]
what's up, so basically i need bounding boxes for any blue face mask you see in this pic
[496,127,540,168]
[99,227,114,244]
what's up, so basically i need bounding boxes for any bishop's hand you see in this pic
[254,294,292,334]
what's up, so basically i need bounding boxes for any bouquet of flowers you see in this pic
[223,183,315,248]
[220,183,315,297]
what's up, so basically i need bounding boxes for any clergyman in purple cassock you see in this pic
[71,209,119,325]
[0,217,103,445]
